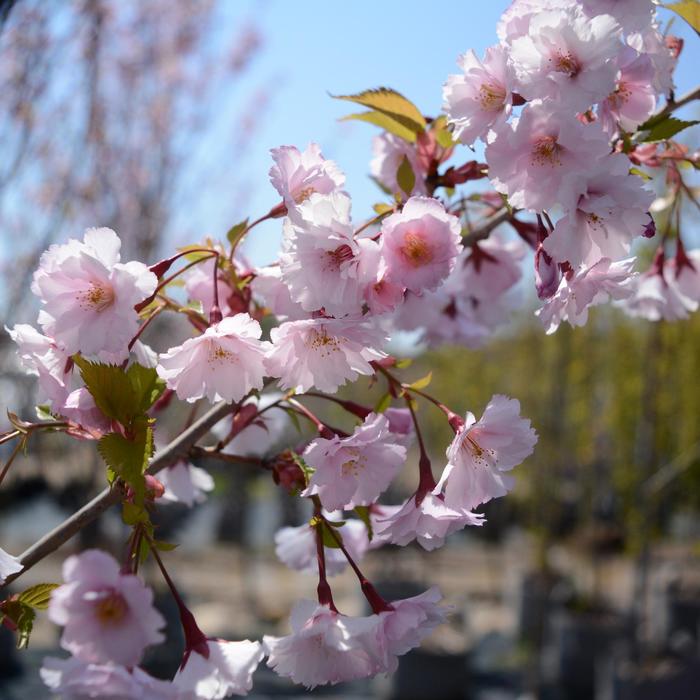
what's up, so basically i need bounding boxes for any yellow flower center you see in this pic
[401,232,434,267]
[531,136,563,167]
[294,186,316,204]
[94,591,128,626]
[552,51,580,77]
[478,82,506,112]
[78,282,115,312]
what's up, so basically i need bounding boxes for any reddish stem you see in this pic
[322,515,392,614]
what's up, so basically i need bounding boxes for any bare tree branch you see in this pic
[1,400,234,589]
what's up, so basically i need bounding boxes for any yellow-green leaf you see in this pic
[374,392,392,414]
[640,116,700,142]
[373,202,394,215]
[663,1,700,33]
[226,219,249,249]
[98,418,154,504]
[341,110,418,142]
[629,166,652,181]
[333,87,426,134]
[17,583,60,610]
[408,371,432,390]
[396,155,416,198]
[353,506,373,541]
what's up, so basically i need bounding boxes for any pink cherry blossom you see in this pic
[274,518,370,577]
[627,23,677,95]
[269,143,345,214]
[581,0,655,32]
[173,638,263,699]
[31,227,157,363]
[370,133,427,196]
[486,101,612,212]
[263,600,378,688]
[40,657,183,700]
[280,192,363,317]
[435,395,537,511]
[543,154,653,266]
[367,587,449,673]
[393,239,523,349]
[357,238,405,315]
[671,248,700,306]
[598,46,656,136]
[443,44,513,145]
[380,197,461,294]
[6,324,110,433]
[537,257,637,333]
[302,413,406,511]
[373,492,484,551]
[0,546,22,583]
[265,317,386,393]
[157,314,269,403]
[509,6,620,111]
[48,549,165,667]
[497,0,574,43]
[157,460,215,507]
[249,265,305,321]
[623,252,698,321]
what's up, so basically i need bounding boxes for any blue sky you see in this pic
[177,1,699,265]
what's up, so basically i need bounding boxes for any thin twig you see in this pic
[1,400,234,589]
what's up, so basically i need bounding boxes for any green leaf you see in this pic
[17,583,59,611]
[341,111,418,142]
[332,87,426,136]
[35,404,56,421]
[0,600,36,649]
[641,116,700,142]
[176,244,215,262]
[629,166,653,181]
[353,506,373,542]
[431,115,455,149]
[320,521,343,549]
[284,407,303,435]
[74,358,164,427]
[152,539,178,552]
[290,451,314,482]
[98,418,153,504]
[395,358,413,369]
[663,1,700,33]
[396,155,416,198]
[408,371,432,390]
[122,501,150,526]
[226,219,249,249]
[373,203,394,215]
[374,393,392,414]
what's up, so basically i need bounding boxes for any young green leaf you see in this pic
[341,111,419,142]
[17,583,60,611]
[226,219,249,249]
[663,1,700,34]
[408,371,433,390]
[74,358,164,427]
[354,506,374,541]
[640,116,700,142]
[396,155,416,198]
[98,418,154,504]
[332,87,426,135]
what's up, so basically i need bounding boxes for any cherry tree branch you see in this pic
[1,400,234,589]
[461,207,512,246]
[647,85,700,127]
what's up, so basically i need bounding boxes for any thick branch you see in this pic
[2,400,233,589]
